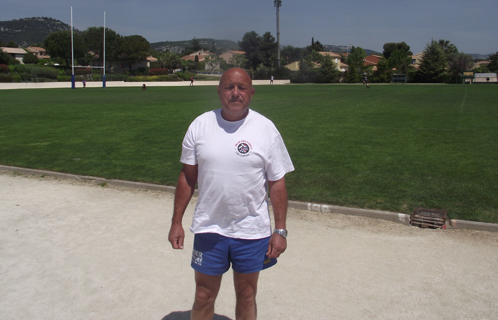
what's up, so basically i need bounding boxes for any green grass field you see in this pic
[1,84,497,223]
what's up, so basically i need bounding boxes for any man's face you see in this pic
[217,68,255,121]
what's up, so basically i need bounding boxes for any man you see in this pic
[168,67,294,320]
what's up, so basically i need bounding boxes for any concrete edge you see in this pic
[0,79,291,90]
[2,164,497,233]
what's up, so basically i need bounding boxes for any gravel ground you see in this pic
[1,171,498,320]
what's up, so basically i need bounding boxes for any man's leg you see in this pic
[233,271,260,320]
[191,271,223,320]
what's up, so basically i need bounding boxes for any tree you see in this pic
[448,52,473,83]
[159,51,181,70]
[82,27,120,62]
[205,55,223,73]
[306,37,325,53]
[317,56,340,83]
[487,52,498,72]
[239,31,262,70]
[280,45,303,65]
[347,46,366,70]
[383,42,413,74]
[306,50,324,64]
[183,37,203,55]
[0,50,11,64]
[44,30,86,67]
[372,57,391,83]
[293,55,318,83]
[23,52,39,64]
[181,59,194,72]
[228,54,247,68]
[260,32,277,68]
[346,46,366,82]
[438,39,458,56]
[117,35,150,72]
[418,40,448,83]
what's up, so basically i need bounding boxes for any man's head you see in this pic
[217,67,255,121]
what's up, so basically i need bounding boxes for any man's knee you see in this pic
[194,285,217,307]
[235,286,257,305]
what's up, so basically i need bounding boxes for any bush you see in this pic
[11,74,21,82]
[0,74,12,82]
[0,51,10,64]
[30,66,58,79]
[0,64,9,73]
[12,64,30,73]
[37,59,51,66]
[125,74,181,82]
[175,72,195,81]
[57,75,72,81]
[23,52,39,64]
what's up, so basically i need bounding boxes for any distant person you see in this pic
[363,75,370,89]
[142,84,147,90]
[190,76,195,86]
[82,80,86,88]
[270,75,274,85]
[168,67,294,320]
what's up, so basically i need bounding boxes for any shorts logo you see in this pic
[192,249,203,266]
[235,140,252,157]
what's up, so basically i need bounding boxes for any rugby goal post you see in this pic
[71,7,107,89]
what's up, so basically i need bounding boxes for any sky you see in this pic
[2,0,497,55]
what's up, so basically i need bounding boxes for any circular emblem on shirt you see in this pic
[238,143,250,154]
[235,140,252,157]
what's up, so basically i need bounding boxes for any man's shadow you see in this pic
[161,310,232,320]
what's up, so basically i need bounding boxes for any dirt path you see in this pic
[1,171,497,320]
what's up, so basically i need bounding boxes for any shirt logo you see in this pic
[235,140,252,157]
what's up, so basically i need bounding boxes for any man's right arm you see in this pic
[168,163,198,250]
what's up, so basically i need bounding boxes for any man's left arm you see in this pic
[267,176,288,259]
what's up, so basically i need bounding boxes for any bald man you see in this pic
[168,68,294,320]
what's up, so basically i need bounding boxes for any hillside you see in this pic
[150,38,239,53]
[0,17,76,46]
[1,17,490,59]
[323,44,381,56]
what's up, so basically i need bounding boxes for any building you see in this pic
[219,50,246,64]
[180,50,216,63]
[283,60,322,71]
[26,47,50,59]
[411,53,424,69]
[1,47,27,64]
[318,52,348,72]
[364,54,382,67]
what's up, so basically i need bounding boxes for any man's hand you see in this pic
[168,223,185,250]
[266,233,287,258]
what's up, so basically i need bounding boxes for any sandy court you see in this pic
[1,171,498,320]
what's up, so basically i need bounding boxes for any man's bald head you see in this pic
[217,68,255,121]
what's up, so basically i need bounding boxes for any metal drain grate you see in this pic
[410,208,447,229]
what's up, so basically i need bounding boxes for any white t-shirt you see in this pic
[180,108,294,239]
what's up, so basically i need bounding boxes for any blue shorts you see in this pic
[191,233,277,275]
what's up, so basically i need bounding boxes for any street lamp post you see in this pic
[274,0,282,68]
